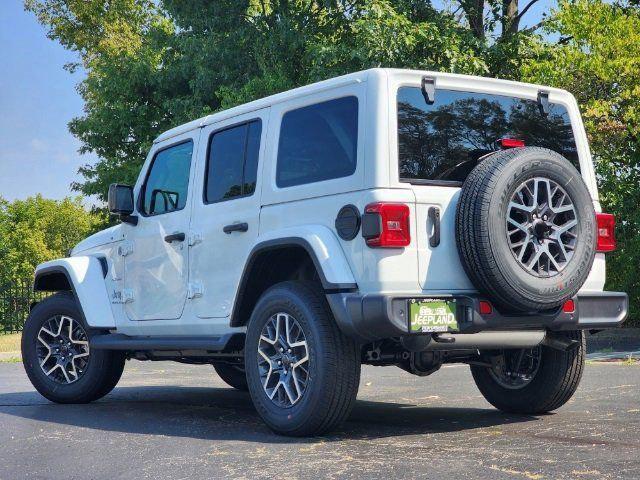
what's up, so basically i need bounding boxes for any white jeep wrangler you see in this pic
[22,69,628,436]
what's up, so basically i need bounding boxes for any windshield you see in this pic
[397,87,580,184]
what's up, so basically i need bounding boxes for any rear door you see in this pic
[188,108,268,319]
[394,82,584,292]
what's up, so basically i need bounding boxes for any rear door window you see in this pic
[205,120,262,203]
[276,96,358,188]
[397,87,579,184]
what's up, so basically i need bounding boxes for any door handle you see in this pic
[164,232,186,243]
[223,222,249,234]
[428,207,440,248]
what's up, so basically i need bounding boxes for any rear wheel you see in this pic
[22,292,126,404]
[245,281,361,436]
[471,331,585,414]
[214,363,248,391]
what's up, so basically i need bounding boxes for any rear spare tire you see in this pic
[455,147,596,312]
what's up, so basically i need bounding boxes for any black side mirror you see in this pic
[108,184,138,225]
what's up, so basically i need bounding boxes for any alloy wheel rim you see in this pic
[488,347,542,389]
[257,312,310,408]
[506,177,578,277]
[36,315,90,385]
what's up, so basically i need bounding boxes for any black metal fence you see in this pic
[0,278,48,333]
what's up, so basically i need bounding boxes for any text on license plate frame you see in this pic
[408,298,459,333]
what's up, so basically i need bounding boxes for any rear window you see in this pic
[276,96,358,188]
[397,87,580,184]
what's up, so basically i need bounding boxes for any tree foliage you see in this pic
[522,0,640,324]
[0,196,105,279]
[24,0,547,200]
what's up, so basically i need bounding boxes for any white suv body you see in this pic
[26,69,628,436]
[38,69,611,333]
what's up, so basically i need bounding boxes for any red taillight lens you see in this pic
[562,299,575,313]
[499,138,525,148]
[479,300,493,315]
[596,213,616,252]
[364,203,411,248]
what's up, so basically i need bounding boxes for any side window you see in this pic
[205,120,262,203]
[276,96,358,188]
[142,141,193,216]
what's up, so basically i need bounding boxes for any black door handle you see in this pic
[428,207,440,247]
[223,222,249,234]
[164,232,185,243]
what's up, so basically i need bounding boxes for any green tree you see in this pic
[24,0,547,200]
[522,0,640,325]
[0,196,106,280]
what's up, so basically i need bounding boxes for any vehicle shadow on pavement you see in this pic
[0,386,538,442]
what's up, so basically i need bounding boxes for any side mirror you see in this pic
[108,184,137,225]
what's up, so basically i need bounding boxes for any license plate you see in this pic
[408,299,458,333]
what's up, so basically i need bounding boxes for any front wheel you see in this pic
[22,292,126,404]
[245,281,361,436]
[471,331,585,414]
[213,363,248,391]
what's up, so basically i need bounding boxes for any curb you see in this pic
[587,328,640,354]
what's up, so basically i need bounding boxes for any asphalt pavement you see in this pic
[0,360,638,480]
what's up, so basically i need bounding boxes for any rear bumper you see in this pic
[327,291,628,342]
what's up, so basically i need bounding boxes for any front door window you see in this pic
[142,141,193,215]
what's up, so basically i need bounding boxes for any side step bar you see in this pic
[90,333,243,352]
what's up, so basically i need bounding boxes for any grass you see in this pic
[0,332,22,362]
[621,355,639,366]
[0,332,21,353]
[0,356,22,363]
[586,356,639,366]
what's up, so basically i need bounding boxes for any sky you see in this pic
[0,0,96,204]
[0,0,553,205]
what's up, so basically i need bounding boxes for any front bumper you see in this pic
[327,291,628,342]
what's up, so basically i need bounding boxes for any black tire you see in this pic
[245,281,361,436]
[21,292,126,404]
[471,331,585,414]
[214,363,248,391]
[456,147,596,312]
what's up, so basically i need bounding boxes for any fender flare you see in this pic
[34,257,116,329]
[230,226,358,327]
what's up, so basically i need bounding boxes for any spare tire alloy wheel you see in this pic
[257,312,309,407]
[456,147,596,312]
[36,315,90,385]
[507,177,577,277]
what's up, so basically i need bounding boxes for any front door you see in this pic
[124,136,197,320]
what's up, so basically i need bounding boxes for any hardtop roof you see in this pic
[153,68,570,144]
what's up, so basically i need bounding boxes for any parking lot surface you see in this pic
[0,361,638,479]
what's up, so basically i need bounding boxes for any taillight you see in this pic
[562,299,575,313]
[596,213,616,252]
[499,138,525,148]
[479,300,493,315]
[363,203,411,248]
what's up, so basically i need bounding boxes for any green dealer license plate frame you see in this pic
[408,298,459,334]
